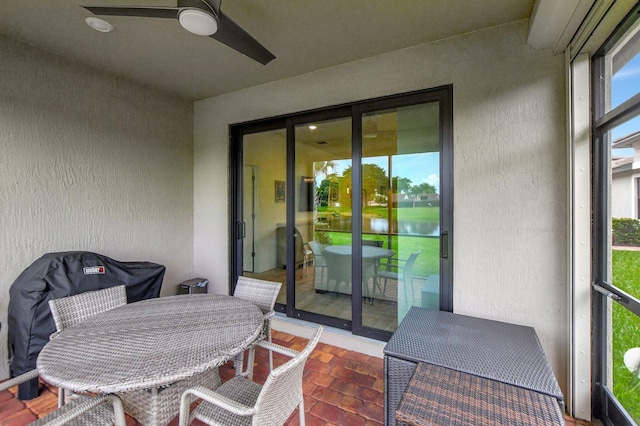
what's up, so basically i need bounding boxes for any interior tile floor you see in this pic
[1,329,591,426]
[247,264,429,333]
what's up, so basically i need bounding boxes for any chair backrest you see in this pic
[233,276,282,314]
[362,239,384,248]
[48,285,127,332]
[402,250,421,284]
[252,326,324,425]
[307,240,327,266]
[30,393,127,426]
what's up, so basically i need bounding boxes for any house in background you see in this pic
[612,131,640,219]
[1,0,639,424]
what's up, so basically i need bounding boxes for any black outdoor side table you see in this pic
[383,307,564,426]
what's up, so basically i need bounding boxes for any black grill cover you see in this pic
[8,251,165,399]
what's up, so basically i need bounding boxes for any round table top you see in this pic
[324,245,394,259]
[37,294,263,394]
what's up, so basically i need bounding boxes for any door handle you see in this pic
[440,231,448,259]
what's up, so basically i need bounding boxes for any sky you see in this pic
[611,52,640,155]
[324,152,440,194]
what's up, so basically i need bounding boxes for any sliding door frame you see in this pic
[591,4,640,424]
[229,86,454,341]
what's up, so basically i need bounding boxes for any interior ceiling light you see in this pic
[178,8,218,36]
[308,125,317,130]
[85,17,114,32]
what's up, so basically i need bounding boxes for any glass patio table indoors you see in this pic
[37,294,264,426]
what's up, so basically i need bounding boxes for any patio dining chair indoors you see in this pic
[178,326,324,426]
[233,276,282,376]
[0,369,126,426]
[375,250,421,306]
[48,285,128,406]
[305,240,328,286]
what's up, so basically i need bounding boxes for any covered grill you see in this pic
[8,251,165,400]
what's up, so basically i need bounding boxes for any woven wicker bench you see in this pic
[384,308,564,426]
[396,362,564,426]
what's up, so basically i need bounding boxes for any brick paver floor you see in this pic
[0,329,384,426]
[0,329,590,426]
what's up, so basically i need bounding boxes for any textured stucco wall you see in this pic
[194,20,567,393]
[0,34,194,378]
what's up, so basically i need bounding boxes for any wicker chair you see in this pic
[48,285,128,406]
[0,370,126,426]
[48,285,128,333]
[375,250,421,305]
[178,326,323,426]
[233,276,282,376]
[306,241,328,286]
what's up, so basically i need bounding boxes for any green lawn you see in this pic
[315,206,440,279]
[318,206,440,222]
[611,249,640,423]
[323,232,439,278]
[363,206,440,221]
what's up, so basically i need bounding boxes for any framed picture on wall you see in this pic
[275,180,285,203]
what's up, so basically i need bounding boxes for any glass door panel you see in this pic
[294,117,352,323]
[231,86,452,339]
[361,103,441,332]
[241,128,288,307]
[593,8,640,424]
[608,118,640,424]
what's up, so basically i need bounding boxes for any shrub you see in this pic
[613,218,640,246]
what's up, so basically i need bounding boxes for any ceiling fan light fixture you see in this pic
[85,17,114,33]
[178,9,218,36]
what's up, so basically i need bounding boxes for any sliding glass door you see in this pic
[231,124,288,308]
[293,114,353,326]
[359,102,443,332]
[230,87,453,339]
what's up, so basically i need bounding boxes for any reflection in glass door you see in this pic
[231,87,453,340]
[361,103,441,332]
[593,6,640,424]
[240,128,288,307]
[294,116,353,325]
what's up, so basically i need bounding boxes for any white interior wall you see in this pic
[243,133,287,272]
[194,19,568,394]
[0,34,195,378]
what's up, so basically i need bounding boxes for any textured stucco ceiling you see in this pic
[0,0,536,100]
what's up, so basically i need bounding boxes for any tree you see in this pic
[392,176,412,194]
[313,160,337,179]
[313,161,338,208]
[316,179,331,206]
[408,182,436,198]
[342,164,389,205]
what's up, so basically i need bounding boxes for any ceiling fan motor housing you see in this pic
[178,0,219,36]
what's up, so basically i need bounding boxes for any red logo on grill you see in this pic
[83,266,105,275]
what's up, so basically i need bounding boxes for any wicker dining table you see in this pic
[37,294,264,426]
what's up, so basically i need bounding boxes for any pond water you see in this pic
[322,216,440,237]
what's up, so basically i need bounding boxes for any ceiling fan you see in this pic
[82,0,276,65]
